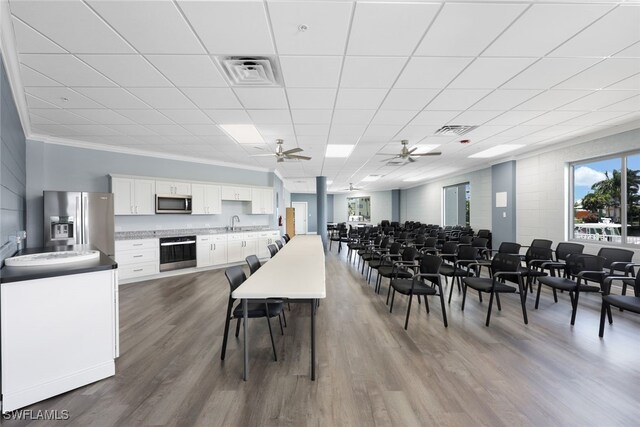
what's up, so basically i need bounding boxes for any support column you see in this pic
[391,189,401,223]
[316,176,327,250]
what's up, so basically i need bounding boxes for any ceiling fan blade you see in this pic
[285,154,311,160]
[249,153,276,157]
[408,156,417,163]
[282,147,303,155]
[407,147,418,154]
[412,152,442,156]
[380,156,400,162]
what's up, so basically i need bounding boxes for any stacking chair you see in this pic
[535,254,606,325]
[377,246,417,296]
[361,236,389,277]
[220,266,284,361]
[329,223,348,252]
[368,242,401,287]
[275,240,283,250]
[283,234,291,243]
[268,244,278,258]
[462,253,528,327]
[389,254,447,329]
[599,270,640,337]
[536,242,584,278]
[245,255,261,275]
[358,235,382,271]
[443,245,480,303]
[459,235,473,245]
[597,247,635,291]
[420,237,438,255]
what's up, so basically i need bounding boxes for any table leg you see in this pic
[310,298,316,381]
[243,298,249,381]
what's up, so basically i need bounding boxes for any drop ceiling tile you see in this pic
[66,109,135,125]
[114,109,176,125]
[607,73,640,90]
[127,88,196,109]
[361,125,403,141]
[347,2,439,56]
[31,124,81,136]
[247,110,292,125]
[522,111,586,126]
[410,110,461,126]
[10,0,134,53]
[144,55,227,87]
[394,125,438,143]
[335,89,387,110]
[560,111,631,126]
[279,56,342,88]
[551,6,640,58]
[370,110,417,126]
[291,110,333,125]
[286,88,337,109]
[484,111,546,126]
[558,90,639,111]
[74,88,151,109]
[29,114,56,125]
[483,4,612,56]
[498,125,548,138]
[503,58,602,90]
[24,87,103,108]
[600,95,640,111]
[25,94,58,109]
[29,108,94,125]
[20,54,115,87]
[426,89,492,111]
[471,89,542,110]
[295,124,330,136]
[395,57,474,89]
[615,41,640,58]
[177,0,274,54]
[380,89,439,111]
[63,124,121,136]
[203,109,252,124]
[332,110,376,125]
[158,110,213,125]
[256,124,295,137]
[107,124,157,136]
[416,3,526,57]
[340,57,406,88]
[11,17,65,53]
[233,87,289,109]
[180,88,242,109]
[79,55,171,87]
[19,65,61,86]
[449,57,537,89]
[87,1,204,54]
[329,124,367,137]
[268,1,352,55]
[555,59,640,90]
[450,110,503,126]
[144,124,193,136]
[514,90,592,110]
[181,124,226,136]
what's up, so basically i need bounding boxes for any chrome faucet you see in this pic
[231,215,240,231]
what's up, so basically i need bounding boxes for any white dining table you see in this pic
[232,235,326,380]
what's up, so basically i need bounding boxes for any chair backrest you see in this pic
[225,265,246,294]
[498,242,521,255]
[477,229,491,238]
[525,245,553,263]
[399,231,409,240]
[633,271,640,297]
[275,240,283,250]
[419,254,442,285]
[566,254,606,282]
[388,242,402,256]
[268,244,278,258]
[471,237,488,248]
[429,229,439,237]
[414,234,426,245]
[423,237,437,249]
[530,239,553,249]
[555,242,584,261]
[457,245,479,263]
[402,246,418,262]
[459,235,473,244]
[597,247,634,273]
[491,253,521,283]
[380,236,390,249]
[245,255,261,275]
[441,241,458,256]
[283,234,291,243]
[380,220,390,228]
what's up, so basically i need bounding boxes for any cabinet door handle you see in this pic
[133,268,143,272]
[214,244,216,250]
[133,255,143,258]
[133,243,143,246]
[135,206,138,213]
[130,205,134,214]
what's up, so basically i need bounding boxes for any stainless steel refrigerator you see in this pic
[44,191,115,257]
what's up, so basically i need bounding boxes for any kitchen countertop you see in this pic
[1,246,117,284]
[115,226,277,240]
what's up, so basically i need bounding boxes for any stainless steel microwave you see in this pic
[156,194,192,214]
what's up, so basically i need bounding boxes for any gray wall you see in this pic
[1,54,26,261]
[391,189,400,222]
[492,161,517,249]
[26,140,278,247]
[327,194,334,222]
[290,193,318,233]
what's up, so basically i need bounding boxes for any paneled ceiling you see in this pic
[5,0,640,192]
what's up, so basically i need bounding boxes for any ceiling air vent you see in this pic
[218,56,281,86]
[434,125,477,136]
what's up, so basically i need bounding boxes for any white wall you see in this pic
[517,127,640,258]
[332,190,392,224]
[400,168,491,230]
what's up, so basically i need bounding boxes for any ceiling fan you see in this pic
[379,140,442,163]
[250,139,311,163]
[343,183,362,191]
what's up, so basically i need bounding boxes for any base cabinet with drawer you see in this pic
[257,231,281,258]
[196,235,227,268]
[115,239,159,281]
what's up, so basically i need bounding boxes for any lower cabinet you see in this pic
[257,231,281,258]
[196,235,228,268]
[115,238,159,281]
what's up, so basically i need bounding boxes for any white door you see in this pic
[292,202,308,235]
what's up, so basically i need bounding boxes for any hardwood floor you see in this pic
[4,249,640,426]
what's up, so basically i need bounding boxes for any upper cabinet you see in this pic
[112,177,155,215]
[221,186,252,201]
[251,188,274,214]
[156,180,191,196]
[191,184,221,215]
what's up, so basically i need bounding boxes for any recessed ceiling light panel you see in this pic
[469,144,524,158]
[219,124,265,144]
[325,144,354,158]
[362,175,382,182]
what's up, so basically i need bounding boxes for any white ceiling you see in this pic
[5,0,640,193]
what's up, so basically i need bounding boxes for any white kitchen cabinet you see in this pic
[191,184,222,215]
[112,177,155,215]
[256,230,280,258]
[196,235,227,267]
[221,186,252,201]
[115,238,159,280]
[156,180,191,196]
[251,188,274,214]
[226,235,244,263]
[242,233,258,259]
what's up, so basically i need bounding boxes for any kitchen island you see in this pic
[0,246,119,413]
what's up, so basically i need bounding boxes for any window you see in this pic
[443,183,470,227]
[347,197,370,222]
[571,151,640,246]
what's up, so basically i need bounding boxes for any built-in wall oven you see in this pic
[159,236,197,271]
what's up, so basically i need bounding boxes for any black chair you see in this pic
[459,235,473,245]
[599,270,640,337]
[268,244,278,258]
[275,240,283,250]
[536,242,585,278]
[535,254,606,325]
[358,235,383,271]
[245,255,261,275]
[462,253,528,326]
[283,234,291,243]
[369,242,402,287]
[519,245,554,293]
[377,246,417,297]
[597,247,635,293]
[220,266,284,361]
[361,237,390,279]
[389,254,447,329]
[443,245,480,303]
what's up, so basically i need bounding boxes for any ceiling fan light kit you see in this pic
[250,139,311,162]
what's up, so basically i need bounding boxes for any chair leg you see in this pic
[607,304,613,324]
[570,290,580,325]
[404,294,413,330]
[599,301,609,337]
[485,291,495,327]
[535,282,543,309]
[386,282,393,305]
[278,313,284,335]
[448,276,455,303]
[389,289,396,313]
[478,290,483,303]
[495,293,502,311]
[438,286,448,327]
[235,316,242,338]
[221,300,233,360]
[519,283,529,325]
[552,288,558,303]
[282,309,287,327]
[266,313,277,362]
[461,284,468,311]
[424,293,430,313]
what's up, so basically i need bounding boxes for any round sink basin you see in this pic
[5,250,100,267]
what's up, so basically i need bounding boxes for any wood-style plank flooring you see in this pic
[4,248,640,426]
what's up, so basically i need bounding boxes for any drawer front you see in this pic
[118,262,159,280]
[116,248,158,266]
[243,232,258,239]
[116,238,158,252]
[268,231,280,238]
[197,235,213,243]
[211,234,228,242]
[227,233,243,241]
